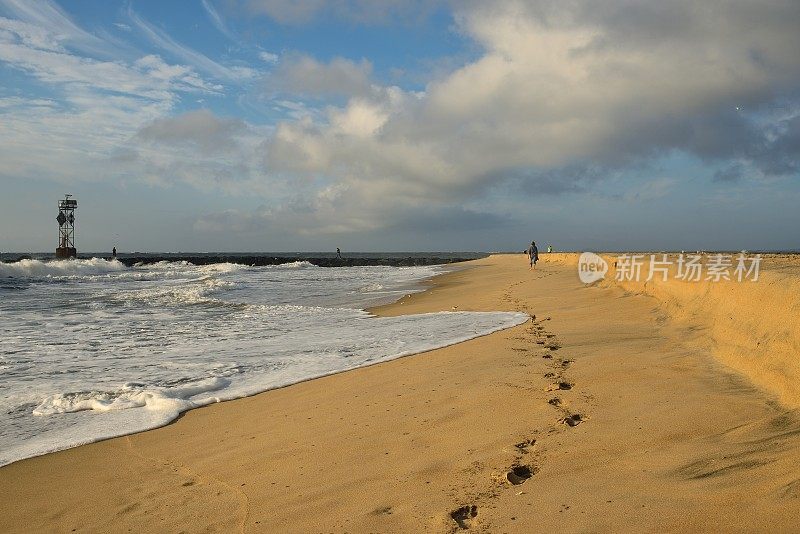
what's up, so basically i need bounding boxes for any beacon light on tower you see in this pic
[56,194,77,258]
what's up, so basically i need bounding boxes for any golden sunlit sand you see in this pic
[2,253,800,532]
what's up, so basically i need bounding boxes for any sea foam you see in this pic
[0,258,127,278]
[0,260,527,466]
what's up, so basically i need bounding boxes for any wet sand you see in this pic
[2,253,800,532]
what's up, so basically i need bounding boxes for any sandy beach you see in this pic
[2,253,800,532]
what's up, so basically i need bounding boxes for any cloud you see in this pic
[137,109,247,153]
[252,0,800,236]
[0,0,113,57]
[258,50,279,64]
[240,0,444,25]
[0,6,254,196]
[200,0,237,42]
[269,55,373,98]
[750,114,800,176]
[0,20,219,98]
[508,166,604,196]
[0,15,63,52]
[242,0,326,24]
[193,197,509,238]
[713,163,748,183]
[128,6,254,81]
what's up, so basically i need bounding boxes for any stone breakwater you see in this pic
[2,253,487,268]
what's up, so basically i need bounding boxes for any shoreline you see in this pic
[0,259,521,468]
[3,254,800,532]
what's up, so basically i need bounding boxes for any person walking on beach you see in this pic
[528,241,539,269]
[336,247,342,260]
[112,246,117,259]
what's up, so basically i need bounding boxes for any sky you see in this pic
[0,0,799,253]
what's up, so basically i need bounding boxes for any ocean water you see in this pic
[0,258,527,466]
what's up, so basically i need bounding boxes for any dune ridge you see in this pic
[549,252,800,407]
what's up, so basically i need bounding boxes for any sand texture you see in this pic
[2,253,800,532]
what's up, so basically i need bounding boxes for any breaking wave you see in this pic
[0,258,127,279]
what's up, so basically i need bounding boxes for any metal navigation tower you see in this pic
[56,194,77,258]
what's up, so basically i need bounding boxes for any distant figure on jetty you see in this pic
[528,241,539,269]
[112,246,117,259]
[336,247,342,260]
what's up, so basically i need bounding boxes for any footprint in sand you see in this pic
[562,414,583,427]
[506,465,536,485]
[547,381,572,391]
[514,438,536,454]
[548,397,562,406]
[450,505,478,529]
